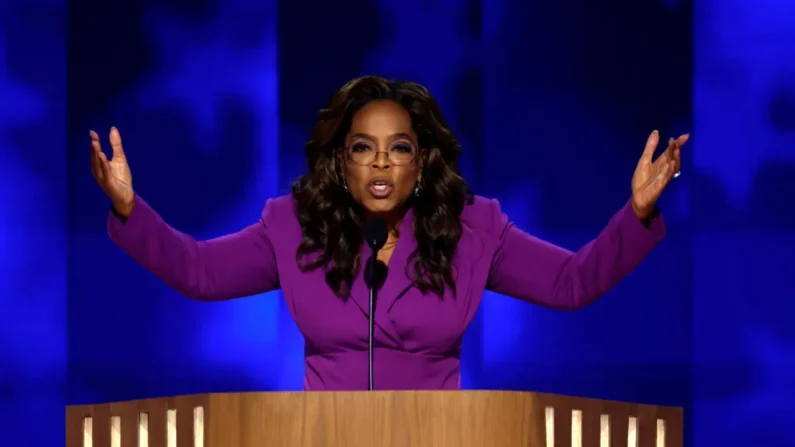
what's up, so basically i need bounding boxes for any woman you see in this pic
[90,76,688,391]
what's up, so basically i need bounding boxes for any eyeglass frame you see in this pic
[341,143,420,166]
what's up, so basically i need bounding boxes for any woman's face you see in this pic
[342,100,421,220]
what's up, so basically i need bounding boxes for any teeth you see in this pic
[373,184,387,192]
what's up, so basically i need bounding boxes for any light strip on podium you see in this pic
[571,409,582,446]
[82,416,92,447]
[600,414,610,446]
[167,409,177,447]
[194,406,205,447]
[110,416,120,447]
[627,416,638,447]
[138,412,149,447]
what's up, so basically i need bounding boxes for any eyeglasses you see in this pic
[346,142,417,166]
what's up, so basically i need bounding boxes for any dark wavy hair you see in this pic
[291,76,473,299]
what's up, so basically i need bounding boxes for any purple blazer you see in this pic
[108,194,665,391]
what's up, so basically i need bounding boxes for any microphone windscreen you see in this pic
[363,217,388,250]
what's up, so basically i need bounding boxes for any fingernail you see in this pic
[653,130,659,134]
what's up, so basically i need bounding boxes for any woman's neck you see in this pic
[365,209,403,245]
[383,218,401,246]
[384,230,400,247]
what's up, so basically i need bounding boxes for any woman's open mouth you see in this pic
[368,179,393,199]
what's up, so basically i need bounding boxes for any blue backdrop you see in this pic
[0,0,792,445]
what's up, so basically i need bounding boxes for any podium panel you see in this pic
[66,390,682,447]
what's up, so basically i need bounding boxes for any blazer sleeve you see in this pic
[485,198,665,310]
[107,194,280,301]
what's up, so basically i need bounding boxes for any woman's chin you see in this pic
[362,198,400,216]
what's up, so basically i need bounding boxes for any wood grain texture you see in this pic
[66,390,683,447]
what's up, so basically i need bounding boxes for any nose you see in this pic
[371,150,390,169]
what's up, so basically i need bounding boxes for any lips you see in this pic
[367,178,394,199]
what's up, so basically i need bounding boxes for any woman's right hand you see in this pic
[90,127,135,219]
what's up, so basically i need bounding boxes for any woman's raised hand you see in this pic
[630,130,689,220]
[90,127,135,218]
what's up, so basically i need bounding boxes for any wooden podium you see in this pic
[66,390,682,446]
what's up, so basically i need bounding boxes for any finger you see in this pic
[90,131,104,161]
[667,137,676,161]
[90,129,103,152]
[90,150,103,181]
[109,127,126,160]
[650,137,675,176]
[675,133,690,148]
[639,130,659,166]
[97,151,113,182]
[670,134,688,172]
[90,130,103,180]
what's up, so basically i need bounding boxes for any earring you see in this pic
[414,183,421,196]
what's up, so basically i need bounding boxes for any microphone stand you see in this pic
[363,216,387,391]
[368,256,376,391]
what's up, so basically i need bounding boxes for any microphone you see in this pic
[363,217,388,391]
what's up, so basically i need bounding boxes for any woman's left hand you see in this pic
[630,130,690,220]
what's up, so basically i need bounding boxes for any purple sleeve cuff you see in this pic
[107,194,159,252]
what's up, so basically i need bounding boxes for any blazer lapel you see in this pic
[374,209,417,344]
[349,239,403,346]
